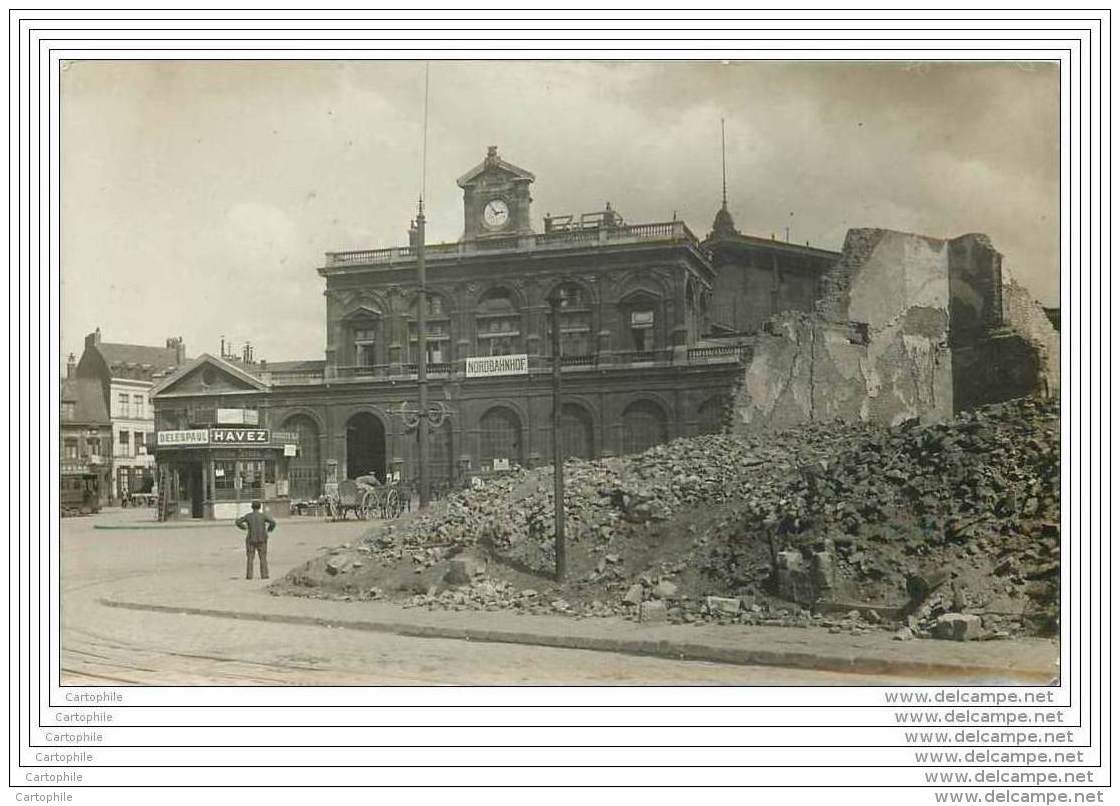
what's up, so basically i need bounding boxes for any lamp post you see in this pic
[547,289,567,581]
[416,200,430,509]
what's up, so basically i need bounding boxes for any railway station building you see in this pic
[151,147,840,516]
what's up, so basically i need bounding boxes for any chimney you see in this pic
[166,336,186,365]
[66,352,76,378]
[84,327,102,348]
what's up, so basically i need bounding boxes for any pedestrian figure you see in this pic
[235,500,276,580]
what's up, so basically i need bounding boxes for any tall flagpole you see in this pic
[416,63,431,509]
[721,117,727,209]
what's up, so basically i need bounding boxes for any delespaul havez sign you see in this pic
[156,429,209,446]
[157,428,271,447]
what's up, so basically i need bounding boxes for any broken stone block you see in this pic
[623,583,644,605]
[777,549,805,572]
[811,549,836,592]
[324,558,343,576]
[932,613,983,641]
[444,554,486,586]
[652,580,679,599]
[893,626,914,641]
[639,600,668,623]
[705,596,742,616]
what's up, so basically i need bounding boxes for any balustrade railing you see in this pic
[685,344,751,362]
[279,346,747,386]
[402,362,453,376]
[324,221,699,268]
[614,349,664,365]
[559,353,599,367]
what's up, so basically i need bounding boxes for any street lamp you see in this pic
[546,288,568,581]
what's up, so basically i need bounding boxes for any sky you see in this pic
[61,60,1059,365]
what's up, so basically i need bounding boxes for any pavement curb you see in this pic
[99,597,1054,682]
[93,519,335,531]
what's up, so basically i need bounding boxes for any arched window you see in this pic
[621,399,668,455]
[479,406,523,469]
[547,282,593,357]
[475,288,521,356]
[407,292,452,366]
[558,403,594,460]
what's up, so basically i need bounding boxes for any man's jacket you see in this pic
[235,510,276,543]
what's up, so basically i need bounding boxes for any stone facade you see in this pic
[153,148,813,506]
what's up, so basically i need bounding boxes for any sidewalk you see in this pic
[99,574,1059,683]
[91,507,341,530]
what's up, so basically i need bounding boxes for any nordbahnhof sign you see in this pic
[464,354,529,378]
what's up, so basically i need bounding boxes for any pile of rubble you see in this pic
[277,397,1059,640]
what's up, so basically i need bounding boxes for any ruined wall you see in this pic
[731,309,953,431]
[732,228,1055,432]
[1002,275,1060,396]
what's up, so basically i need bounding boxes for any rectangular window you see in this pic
[118,430,130,457]
[134,431,145,456]
[212,460,236,499]
[63,439,79,460]
[61,402,76,421]
[353,327,377,367]
[117,393,129,417]
[87,438,100,456]
[133,394,145,419]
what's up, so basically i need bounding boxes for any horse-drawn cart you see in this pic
[325,475,404,520]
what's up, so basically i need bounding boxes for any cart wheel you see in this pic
[357,491,372,520]
[384,488,402,519]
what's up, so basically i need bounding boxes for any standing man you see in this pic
[235,500,276,580]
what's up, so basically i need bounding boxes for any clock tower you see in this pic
[456,146,535,241]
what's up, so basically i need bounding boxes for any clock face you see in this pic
[482,199,510,229]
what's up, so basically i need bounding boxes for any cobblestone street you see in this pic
[59,509,961,685]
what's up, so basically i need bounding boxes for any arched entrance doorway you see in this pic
[559,403,594,460]
[282,414,322,500]
[479,406,523,469]
[346,412,386,482]
[697,396,728,435]
[621,399,668,455]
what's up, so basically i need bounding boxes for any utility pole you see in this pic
[416,64,431,509]
[547,290,566,580]
[416,200,429,509]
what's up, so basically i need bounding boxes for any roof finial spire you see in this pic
[708,117,738,239]
[721,117,728,209]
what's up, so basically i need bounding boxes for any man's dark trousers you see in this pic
[236,508,276,580]
[246,539,268,580]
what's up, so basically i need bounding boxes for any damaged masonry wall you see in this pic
[731,228,1058,431]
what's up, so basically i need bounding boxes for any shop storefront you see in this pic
[154,427,299,520]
